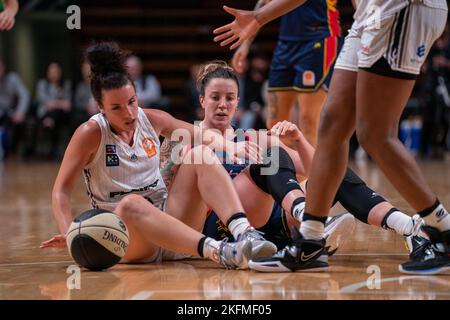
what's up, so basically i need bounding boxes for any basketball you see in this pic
[66,209,129,271]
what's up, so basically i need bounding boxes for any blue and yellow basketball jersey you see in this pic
[279,0,341,41]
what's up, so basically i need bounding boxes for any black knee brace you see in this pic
[249,146,302,204]
[334,168,386,224]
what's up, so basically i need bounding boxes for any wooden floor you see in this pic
[0,158,449,300]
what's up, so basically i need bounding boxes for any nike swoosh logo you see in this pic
[300,249,322,262]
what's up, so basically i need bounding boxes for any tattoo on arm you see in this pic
[159,139,181,189]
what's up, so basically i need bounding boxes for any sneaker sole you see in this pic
[248,260,329,273]
[398,264,450,275]
[324,213,355,256]
[251,242,278,260]
[237,240,253,270]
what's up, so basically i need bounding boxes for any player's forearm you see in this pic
[254,0,307,26]
[293,133,315,176]
[52,190,74,235]
[243,0,272,46]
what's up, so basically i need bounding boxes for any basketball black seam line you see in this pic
[67,225,129,239]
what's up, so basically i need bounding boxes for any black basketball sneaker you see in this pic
[399,226,450,275]
[248,228,329,272]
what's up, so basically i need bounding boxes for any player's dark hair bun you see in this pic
[86,41,128,77]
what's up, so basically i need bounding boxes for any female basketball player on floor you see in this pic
[40,41,278,269]
[162,61,427,272]
[213,0,450,274]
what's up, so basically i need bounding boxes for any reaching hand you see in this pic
[40,234,67,249]
[268,120,303,142]
[213,6,261,50]
[0,7,16,31]
[232,140,263,164]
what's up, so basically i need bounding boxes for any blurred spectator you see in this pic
[126,55,168,109]
[35,62,72,159]
[0,0,18,31]
[239,54,269,130]
[73,62,97,128]
[0,58,30,159]
[184,63,202,123]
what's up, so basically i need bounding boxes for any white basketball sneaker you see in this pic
[323,212,356,256]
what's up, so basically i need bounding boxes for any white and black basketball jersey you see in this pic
[353,0,447,29]
[83,107,168,212]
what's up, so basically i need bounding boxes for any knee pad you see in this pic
[249,147,301,203]
[335,168,386,224]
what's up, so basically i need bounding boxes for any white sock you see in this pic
[385,211,416,236]
[292,201,305,222]
[202,237,222,263]
[422,204,450,232]
[227,217,251,239]
[299,220,324,240]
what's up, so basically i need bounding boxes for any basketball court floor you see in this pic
[0,159,449,300]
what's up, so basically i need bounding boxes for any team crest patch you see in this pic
[106,154,120,167]
[303,71,316,86]
[106,144,116,153]
[142,137,157,158]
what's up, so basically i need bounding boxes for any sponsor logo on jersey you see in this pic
[106,144,119,166]
[417,45,425,58]
[106,154,120,167]
[303,71,316,86]
[106,144,116,153]
[142,137,157,158]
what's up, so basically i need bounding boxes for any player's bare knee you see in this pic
[116,194,143,220]
[356,126,379,152]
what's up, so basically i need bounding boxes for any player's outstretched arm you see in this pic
[213,0,307,49]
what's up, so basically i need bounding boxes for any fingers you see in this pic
[213,29,236,43]
[220,34,239,47]
[280,123,291,136]
[230,39,243,50]
[6,18,14,31]
[213,23,232,36]
[223,5,239,17]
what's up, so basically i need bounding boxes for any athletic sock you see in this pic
[300,213,326,240]
[418,200,450,232]
[226,212,251,239]
[291,197,306,222]
[198,236,222,263]
[382,208,417,236]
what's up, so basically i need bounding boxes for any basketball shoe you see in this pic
[324,213,356,256]
[248,228,328,272]
[399,225,450,274]
[217,238,252,270]
[237,227,278,259]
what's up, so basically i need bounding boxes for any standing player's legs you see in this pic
[266,90,297,146]
[297,89,327,146]
[355,2,450,273]
[356,71,435,211]
[304,69,357,219]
